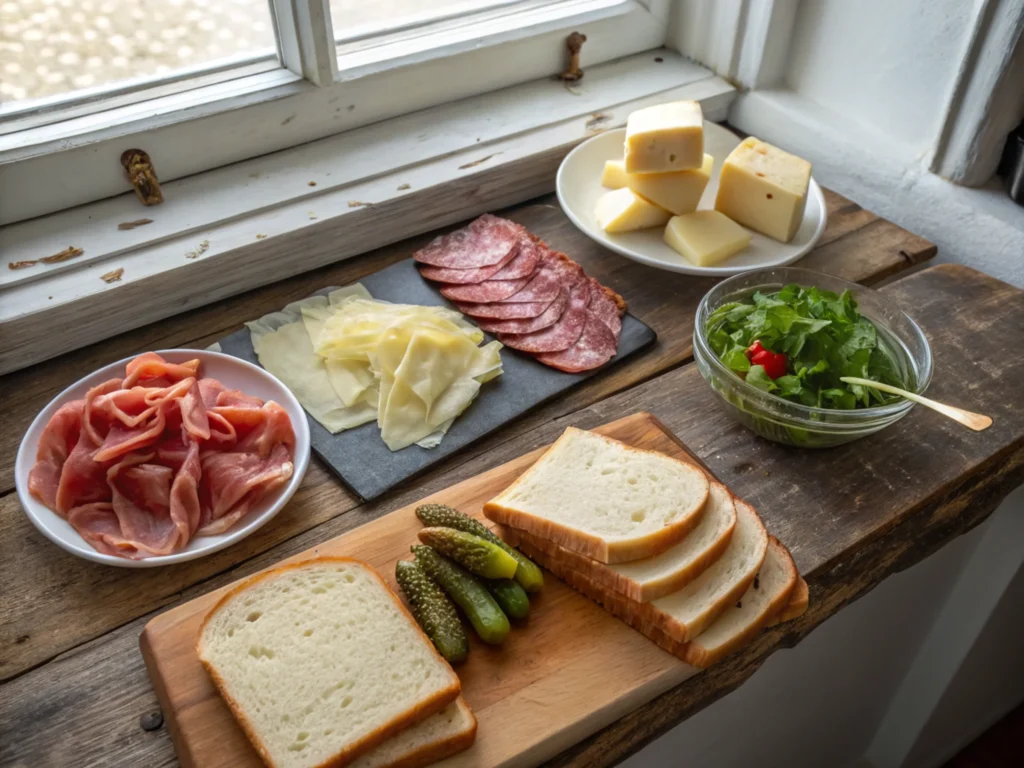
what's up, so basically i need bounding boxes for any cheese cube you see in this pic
[626,154,713,215]
[663,211,751,267]
[595,188,671,233]
[714,137,811,243]
[601,159,629,189]
[624,101,704,173]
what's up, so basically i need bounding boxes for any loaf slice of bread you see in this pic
[505,481,736,602]
[350,698,477,768]
[518,498,767,643]
[678,537,798,667]
[766,576,808,627]
[197,557,461,768]
[484,427,710,563]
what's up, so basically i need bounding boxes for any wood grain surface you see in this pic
[14,194,1018,768]
[0,189,934,685]
[142,414,713,768]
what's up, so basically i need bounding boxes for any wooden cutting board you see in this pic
[140,412,701,768]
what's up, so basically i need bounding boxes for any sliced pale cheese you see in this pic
[595,188,672,233]
[601,159,629,189]
[664,210,751,267]
[247,305,377,433]
[625,154,713,216]
[624,100,704,173]
[252,286,501,449]
[714,137,811,243]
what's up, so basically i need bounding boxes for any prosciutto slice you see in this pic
[28,352,296,559]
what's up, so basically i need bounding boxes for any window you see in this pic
[0,0,670,225]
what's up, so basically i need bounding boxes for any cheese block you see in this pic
[600,159,630,189]
[714,137,811,243]
[664,210,751,267]
[595,188,672,234]
[626,154,713,216]
[624,100,704,173]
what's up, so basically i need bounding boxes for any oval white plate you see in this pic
[556,124,827,276]
[15,349,311,568]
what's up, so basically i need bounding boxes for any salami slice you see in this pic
[587,278,625,338]
[501,251,580,304]
[497,281,590,353]
[488,235,543,280]
[413,214,522,269]
[535,311,619,373]
[454,297,556,319]
[473,288,570,334]
[440,277,530,303]
[417,239,520,284]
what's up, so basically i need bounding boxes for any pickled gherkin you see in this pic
[412,545,510,645]
[486,579,530,620]
[395,560,468,663]
[417,527,518,580]
[415,503,544,592]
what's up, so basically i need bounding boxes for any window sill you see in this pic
[0,51,734,374]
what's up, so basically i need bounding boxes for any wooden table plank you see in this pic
[2,264,1020,768]
[0,190,935,682]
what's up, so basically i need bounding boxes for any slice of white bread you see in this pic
[505,481,736,602]
[197,557,461,768]
[678,537,798,667]
[518,498,768,643]
[350,698,477,768]
[484,427,710,563]
[767,576,808,627]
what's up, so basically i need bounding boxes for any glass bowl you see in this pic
[692,267,932,448]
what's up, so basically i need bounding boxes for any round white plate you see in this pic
[556,124,827,276]
[15,349,311,568]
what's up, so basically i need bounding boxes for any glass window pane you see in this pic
[0,0,277,105]
[330,0,527,40]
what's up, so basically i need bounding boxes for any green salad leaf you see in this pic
[706,283,911,410]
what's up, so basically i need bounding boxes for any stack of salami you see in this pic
[414,214,626,373]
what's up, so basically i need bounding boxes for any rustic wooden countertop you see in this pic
[2,189,1022,768]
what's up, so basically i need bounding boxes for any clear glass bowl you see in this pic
[693,267,933,448]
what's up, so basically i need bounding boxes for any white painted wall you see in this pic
[786,0,976,154]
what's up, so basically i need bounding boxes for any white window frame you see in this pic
[0,0,670,225]
[2,0,741,374]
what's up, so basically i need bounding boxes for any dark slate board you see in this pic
[217,258,655,500]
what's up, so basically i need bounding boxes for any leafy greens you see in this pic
[705,283,911,410]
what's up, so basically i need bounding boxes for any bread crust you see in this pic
[196,556,461,768]
[504,484,736,602]
[766,576,808,627]
[522,534,798,670]
[484,428,710,564]
[681,537,797,667]
[379,699,478,768]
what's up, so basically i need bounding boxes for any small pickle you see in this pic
[412,545,510,645]
[416,503,544,592]
[417,527,518,580]
[486,579,530,620]
[395,560,468,663]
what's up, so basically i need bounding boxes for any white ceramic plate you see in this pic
[556,124,827,276]
[15,349,311,568]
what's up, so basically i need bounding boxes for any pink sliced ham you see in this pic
[498,280,591,354]
[28,352,295,559]
[413,214,523,269]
